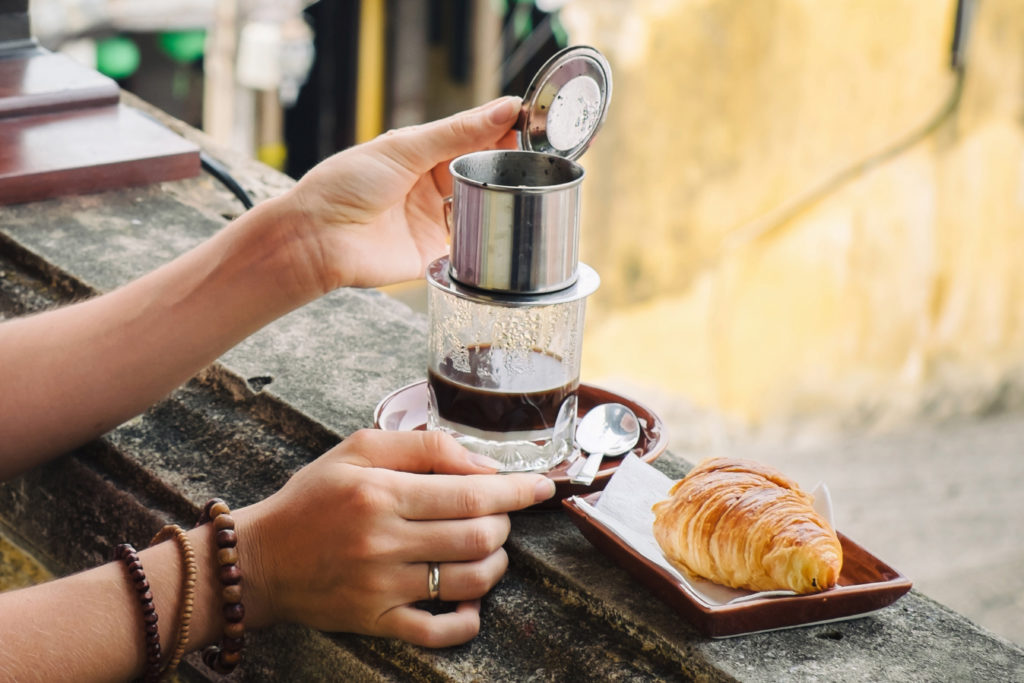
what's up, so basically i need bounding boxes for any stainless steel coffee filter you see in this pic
[448,150,584,294]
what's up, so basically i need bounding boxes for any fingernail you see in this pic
[533,476,556,503]
[487,96,521,125]
[468,452,504,470]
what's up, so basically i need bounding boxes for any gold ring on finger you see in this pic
[427,561,441,601]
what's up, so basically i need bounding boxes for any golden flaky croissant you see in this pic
[651,457,842,594]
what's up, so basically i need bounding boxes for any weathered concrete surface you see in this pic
[1,95,1022,681]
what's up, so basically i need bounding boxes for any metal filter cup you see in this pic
[448,149,584,294]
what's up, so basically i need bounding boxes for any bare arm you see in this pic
[0,523,223,682]
[0,95,521,479]
[0,195,315,476]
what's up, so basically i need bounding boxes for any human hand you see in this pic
[282,97,521,293]
[236,429,555,647]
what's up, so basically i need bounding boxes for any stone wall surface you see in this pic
[0,93,1022,681]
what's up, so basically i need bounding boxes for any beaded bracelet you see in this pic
[149,524,198,677]
[197,498,245,675]
[114,543,162,682]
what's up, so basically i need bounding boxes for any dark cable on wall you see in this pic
[950,0,977,72]
[200,151,254,210]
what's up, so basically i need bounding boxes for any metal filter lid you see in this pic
[518,45,613,161]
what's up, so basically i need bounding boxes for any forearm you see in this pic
[0,524,232,682]
[0,192,319,477]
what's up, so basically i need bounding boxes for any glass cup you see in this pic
[426,259,597,472]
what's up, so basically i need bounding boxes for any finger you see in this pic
[495,127,519,150]
[429,123,521,197]
[389,548,509,604]
[379,600,482,648]
[430,549,509,602]
[395,471,555,520]
[379,96,522,177]
[396,514,511,563]
[335,429,504,474]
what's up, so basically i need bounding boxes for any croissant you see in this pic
[651,457,842,594]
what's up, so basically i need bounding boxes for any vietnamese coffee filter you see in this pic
[448,150,584,294]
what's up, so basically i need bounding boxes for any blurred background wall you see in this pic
[28,0,1024,444]
[568,0,1024,447]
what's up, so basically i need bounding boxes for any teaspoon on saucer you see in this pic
[568,403,641,486]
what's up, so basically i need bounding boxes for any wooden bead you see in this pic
[224,621,245,639]
[222,635,245,653]
[148,523,199,678]
[217,546,239,566]
[208,500,230,519]
[198,499,244,675]
[223,602,245,623]
[219,564,242,585]
[222,584,242,604]
[215,528,237,548]
[116,542,163,680]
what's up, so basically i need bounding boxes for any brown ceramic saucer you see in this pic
[373,380,668,508]
[562,492,913,638]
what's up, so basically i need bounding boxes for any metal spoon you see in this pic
[567,403,641,486]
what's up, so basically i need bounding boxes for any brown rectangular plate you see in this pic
[0,103,199,205]
[563,491,912,638]
[0,49,120,118]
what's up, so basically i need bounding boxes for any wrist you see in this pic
[231,502,277,630]
[222,191,332,308]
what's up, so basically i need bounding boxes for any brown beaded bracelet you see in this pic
[114,543,162,682]
[149,524,198,678]
[197,498,245,675]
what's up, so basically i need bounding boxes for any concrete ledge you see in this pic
[1,98,1022,681]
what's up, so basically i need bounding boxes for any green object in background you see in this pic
[550,13,568,46]
[96,36,140,80]
[513,3,534,41]
[158,30,207,64]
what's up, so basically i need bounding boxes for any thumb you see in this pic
[377,96,522,176]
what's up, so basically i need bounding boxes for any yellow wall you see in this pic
[565,0,1024,429]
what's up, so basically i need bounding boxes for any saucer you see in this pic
[373,380,668,507]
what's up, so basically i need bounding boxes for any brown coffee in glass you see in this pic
[426,259,598,471]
